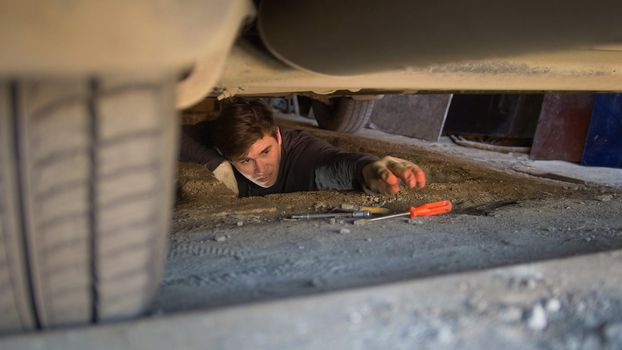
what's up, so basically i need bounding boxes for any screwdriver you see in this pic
[353,200,452,225]
[290,211,373,220]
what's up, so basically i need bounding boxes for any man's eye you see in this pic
[262,149,270,155]
[239,159,250,164]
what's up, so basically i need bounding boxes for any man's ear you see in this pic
[277,127,282,146]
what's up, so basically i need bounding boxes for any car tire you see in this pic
[0,77,178,332]
[311,97,375,133]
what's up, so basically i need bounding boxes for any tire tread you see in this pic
[0,78,176,331]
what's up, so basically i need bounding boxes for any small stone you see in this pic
[366,238,372,242]
[582,335,602,350]
[526,279,537,289]
[576,302,586,313]
[476,301,488,312]
[313,202,327,210]
[214,235,227,242]
[597,194,613,202]
[527,304,547,331]
[339,228,351,234]
[545,298,561,313]
[298,245,305,250]
[329,218,336,225]
[436,326,454,345]
[338,220,345,225]
[151,308,165,316]
[604,322,622,346]
[349,311,363,324]
[341,204,356,210]
[546,226,557,232]
[499,306,523,322]
[309,278,322,287]
[236,221,244,227]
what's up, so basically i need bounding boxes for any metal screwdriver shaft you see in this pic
[290,211,372,220]
[353,212,409,225]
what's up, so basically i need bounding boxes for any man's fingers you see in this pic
[386,161,411,187]
[363,157,426,195]
[414,165,426,188]
[387,160,426,189]
[376,168,400,193]
[405,164,426,188]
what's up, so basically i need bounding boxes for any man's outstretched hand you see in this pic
[362,156,426,194]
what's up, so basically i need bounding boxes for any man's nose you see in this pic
[254,159,266,174]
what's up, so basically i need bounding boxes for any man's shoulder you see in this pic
[281,127,318,147]
[281,127,308,138]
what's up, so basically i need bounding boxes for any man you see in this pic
[179,100,426,197]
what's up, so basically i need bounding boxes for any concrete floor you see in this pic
[3,114,622,349]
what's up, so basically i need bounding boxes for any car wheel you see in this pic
[0,77,177,332]
[310,97,375,133]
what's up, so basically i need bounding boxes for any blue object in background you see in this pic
[581,94,622,169]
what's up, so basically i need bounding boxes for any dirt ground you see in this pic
[172,123,589,232]
[155,117,622,348]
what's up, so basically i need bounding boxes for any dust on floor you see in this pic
[173,124,591,231]
[157,122,622,314]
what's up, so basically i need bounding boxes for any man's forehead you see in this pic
[238,134,277,159]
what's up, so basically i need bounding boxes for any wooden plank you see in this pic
[529,93,593,161]
[370,94,452,142]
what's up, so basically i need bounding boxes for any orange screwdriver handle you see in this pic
[409,200,452,218]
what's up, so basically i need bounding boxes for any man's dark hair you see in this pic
[209,100,278,160]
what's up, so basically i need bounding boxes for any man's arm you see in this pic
[179,123,239,195]
[289,131,425,194]
[314,151,378,191]
[179,122,224,171]
[285,131,376,191]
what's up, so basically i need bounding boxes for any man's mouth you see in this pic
[257,174,271,182]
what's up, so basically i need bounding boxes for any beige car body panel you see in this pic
[1,1,621,108]
[215,42,622,99]
[0,1,253,108]
[0,1,252,75]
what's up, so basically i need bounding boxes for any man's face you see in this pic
[231,129,282,188]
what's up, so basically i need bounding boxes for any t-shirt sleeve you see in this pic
[178,122,226,172]
[288,131,378,191]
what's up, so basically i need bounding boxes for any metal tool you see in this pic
[339,205,391,215]
[354,200,452,225]
[290,211,373,220]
